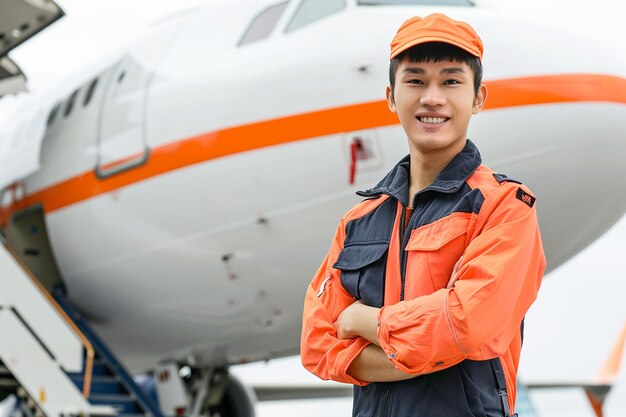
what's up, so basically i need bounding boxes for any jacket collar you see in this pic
[356,139,482,206]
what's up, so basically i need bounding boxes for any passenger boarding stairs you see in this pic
[0,243,165,417]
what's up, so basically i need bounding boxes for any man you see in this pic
[300,13,546,417]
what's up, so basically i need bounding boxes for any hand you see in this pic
[334,300,366,340]
[447,256,463,289]
[334,300,380,345]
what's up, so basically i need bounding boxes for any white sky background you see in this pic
[4,0,626,416]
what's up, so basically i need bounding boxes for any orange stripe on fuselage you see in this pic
[1,73,625,223]
[484,74,626,109]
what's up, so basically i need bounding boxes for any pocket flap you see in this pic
[405,215,470,251]
[333,242,389,271]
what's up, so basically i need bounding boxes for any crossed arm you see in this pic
[334,258,463,382]
[303,185,545,385]
[334,301,414,382]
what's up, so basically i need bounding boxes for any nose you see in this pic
[420,84,446,107]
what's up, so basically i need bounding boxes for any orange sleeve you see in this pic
[377,183,546,374]
[300,214,372,385]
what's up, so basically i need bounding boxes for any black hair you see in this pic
[389,42,483,98]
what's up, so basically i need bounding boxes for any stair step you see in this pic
[69,375,125,395]
[89,394,140,414]
[0,377,18,387]
[66,361,112,379]
[78,351,113,376]
[90,359,113,376]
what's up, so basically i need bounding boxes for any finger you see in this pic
[447,256,463,289]
[447,276,458,289]
[334,323,344,338]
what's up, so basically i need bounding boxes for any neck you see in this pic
[407,140,467,207]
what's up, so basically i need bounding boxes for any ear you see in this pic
[386,85,397,113]
[472,84,488,114]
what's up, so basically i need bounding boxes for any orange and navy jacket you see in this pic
[301,139,546,417]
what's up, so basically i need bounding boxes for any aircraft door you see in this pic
[95,17,183,178]
[96,56,151,178]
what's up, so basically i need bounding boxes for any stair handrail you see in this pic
[54,291,166,417]
[3,243,95,398]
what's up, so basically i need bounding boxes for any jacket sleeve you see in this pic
[300,213,372,385]
[376,183,546,374]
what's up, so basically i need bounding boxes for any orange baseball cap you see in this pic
[390,13,483,62]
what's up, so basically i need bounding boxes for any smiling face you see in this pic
[386,57,487,157]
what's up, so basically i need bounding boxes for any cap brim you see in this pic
[391,36,481,61]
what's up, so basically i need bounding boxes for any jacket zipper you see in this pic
[379,384,394,417]
[400,192,425,301]
[398,205,407,301]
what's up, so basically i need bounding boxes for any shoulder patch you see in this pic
[516,187,536,208]
[493,173,522,185]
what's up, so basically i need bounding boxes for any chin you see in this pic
[410,137,459,153]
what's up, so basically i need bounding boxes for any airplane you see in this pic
[0,0,625,416]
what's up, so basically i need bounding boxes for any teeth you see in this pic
[419,117,447,124]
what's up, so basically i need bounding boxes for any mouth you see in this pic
[416,116,450,124]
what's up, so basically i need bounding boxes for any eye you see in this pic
[406,79,423,85]
[444,79,461,85]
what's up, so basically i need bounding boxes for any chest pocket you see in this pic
[404,213,474,298]
[333,242,388,308]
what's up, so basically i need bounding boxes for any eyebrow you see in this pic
[441,67,466,75]
[402,66,466,75]
[402,67,426,75]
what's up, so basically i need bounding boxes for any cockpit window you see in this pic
[239,2,289,46]
[358,0,473,6]
[286,0,346,33]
